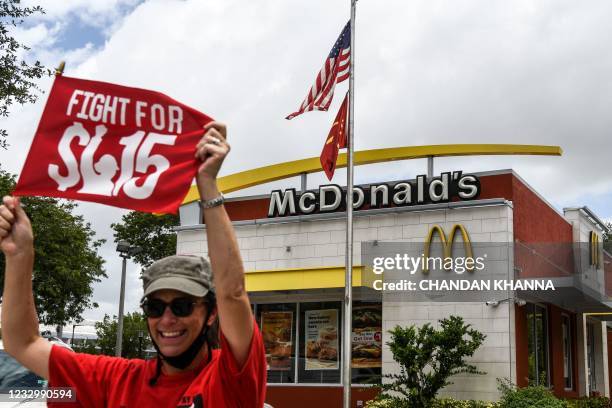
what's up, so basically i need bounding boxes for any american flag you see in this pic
[286,21,351,120]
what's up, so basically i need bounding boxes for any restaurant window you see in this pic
[561,314,573,389]
[351,301,382,384]
[298,301,342,384]
[526,303,549,386]
[257,303,297,383]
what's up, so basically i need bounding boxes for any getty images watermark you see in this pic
[362,241,559,302]
[370,253,555,292]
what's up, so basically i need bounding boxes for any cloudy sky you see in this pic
[1,0,611,328]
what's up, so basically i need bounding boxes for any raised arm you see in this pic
[0,196,52,379]
[194,122,253,367]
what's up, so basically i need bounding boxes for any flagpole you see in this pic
[343,2,356,408]
[55,61,65,76]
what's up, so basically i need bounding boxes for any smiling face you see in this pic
[146,289,214,357]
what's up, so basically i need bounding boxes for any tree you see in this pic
[0,167,107,327]
[0,0,49,149]
[380,315,486,408]
[93,312,152,358]
[111,211,179,268]
[71,338,100,355]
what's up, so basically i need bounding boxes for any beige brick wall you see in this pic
[381,204,515,401]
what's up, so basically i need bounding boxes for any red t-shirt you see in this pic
[48,324,266,407]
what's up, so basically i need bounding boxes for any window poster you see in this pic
[305,309,339,370]
[261,311,293,371]
[352,305,382,368]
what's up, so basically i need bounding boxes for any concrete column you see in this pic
[509,302,517,385]
[595,321,610,397]
[577,313,588,396]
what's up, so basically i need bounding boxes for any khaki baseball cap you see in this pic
[141,255,214,299]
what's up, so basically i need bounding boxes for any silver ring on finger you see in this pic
[209,136,221,146]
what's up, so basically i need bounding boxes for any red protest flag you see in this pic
[320,92,348,181]
[13,75,213,214]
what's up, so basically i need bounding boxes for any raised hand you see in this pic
[0,196,33,258]
[194,121,230,183]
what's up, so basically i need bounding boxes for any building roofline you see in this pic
[563,206,611,233]
[507,169,568,220]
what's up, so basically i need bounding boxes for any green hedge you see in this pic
[431,398,498,408]
[364,394,612,408]
[365,397,497,408]
[565,397,611,408]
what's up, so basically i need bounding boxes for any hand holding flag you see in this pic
[0,196,33,258]
[195,121,230,182]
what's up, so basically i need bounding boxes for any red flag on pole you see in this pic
[13,75,213,214]
[320,92,348,181]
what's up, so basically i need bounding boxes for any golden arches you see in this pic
[423,224,474,273]
[590,231,600,268]
[182,144,562,204]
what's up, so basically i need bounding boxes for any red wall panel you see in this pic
[266,386,379,408]
[511,177,572,244]
[511,176,574,279]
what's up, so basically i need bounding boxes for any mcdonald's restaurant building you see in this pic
[176,161,612,407]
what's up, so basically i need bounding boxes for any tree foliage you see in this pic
[111,211,179,268]
[0,167,106,327]
[0,0,49,149]
[93,312,152,358]
[71,338,100,355]
[381,315,486,408]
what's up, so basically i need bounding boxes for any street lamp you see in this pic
[71,323,84,347]
[115,240,141,357]
[138,330,144,359]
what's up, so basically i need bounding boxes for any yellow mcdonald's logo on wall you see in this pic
[590,231,600,268]
[423,224,474,273]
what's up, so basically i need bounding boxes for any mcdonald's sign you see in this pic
[423,224,474,273]
[590,231,600,268]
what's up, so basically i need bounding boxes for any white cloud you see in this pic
[2,0,612,322]
[8,22,61,52]
[23,0,141,26]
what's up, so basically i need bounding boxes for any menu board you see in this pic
[351,305,382,368]
[261,311,293,371]
[305,309,339,370]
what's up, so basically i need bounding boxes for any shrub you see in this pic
[365,397,497,408]
[431,397,498,408]
[381,315,486,408]
[497,379,566,408]
[365,396,408,408]
[566,397,612,408]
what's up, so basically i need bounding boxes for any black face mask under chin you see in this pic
[148,311,211,386]
[159,325,209,369]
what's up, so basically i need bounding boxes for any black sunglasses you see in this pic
[141,297,204,318]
